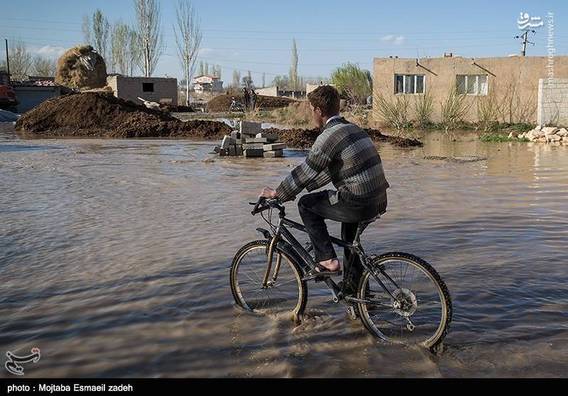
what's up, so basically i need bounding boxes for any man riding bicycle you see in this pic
[260,85,390,295]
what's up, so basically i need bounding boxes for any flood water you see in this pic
[1,123,568,378]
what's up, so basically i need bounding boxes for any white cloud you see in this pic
[33,45,66,58]
[381,35,405,45]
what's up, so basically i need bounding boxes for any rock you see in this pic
[550,134,561,142]
[557,128,568,137]
[264,149,283,158]
[535,125,542,131]
[508,132,514,139]
[263,143,286,151]
[542,126,558,135]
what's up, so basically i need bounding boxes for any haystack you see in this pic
[55,45,107,90]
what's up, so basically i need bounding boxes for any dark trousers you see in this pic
[297,190,384,290]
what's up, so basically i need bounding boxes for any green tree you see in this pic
[330,62,372,105]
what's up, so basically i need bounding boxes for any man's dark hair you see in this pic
[307,85,340,117]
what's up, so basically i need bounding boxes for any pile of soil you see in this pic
[15,92,231,139]
[207,94,296,112]
[160,103,194,113]
[264,127,423,149]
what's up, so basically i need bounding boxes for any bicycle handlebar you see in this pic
[249,197,284,216]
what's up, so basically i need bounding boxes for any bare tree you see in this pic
[174,0,201,105]
[133,0,164,77]
[82,15,92,44]
[232,70,241,88]
[92,10,110,63]
[111,22,132,75]
[289,38,298,90]
[7,41,32,81]
[128,30,141,76]
[32,56,56,77]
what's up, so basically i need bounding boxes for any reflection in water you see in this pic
[1,126,568,377]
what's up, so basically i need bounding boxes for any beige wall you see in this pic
[107,76,178,106]
[538,78,568,126]
[373,56,568,124]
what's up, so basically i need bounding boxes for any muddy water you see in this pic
[1,124,568,378]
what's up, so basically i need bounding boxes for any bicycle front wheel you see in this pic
[230,240,307,320]
[357,252,452,349]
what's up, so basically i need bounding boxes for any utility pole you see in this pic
[515,30,535,56]
[4,39,10,77]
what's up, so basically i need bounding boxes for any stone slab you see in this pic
[263,143,286,151]
[263,149,284,158]
[243,149,264,158]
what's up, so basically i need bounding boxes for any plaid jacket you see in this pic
[276,117,389,208]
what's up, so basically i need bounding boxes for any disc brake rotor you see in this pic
[392,288,417,317]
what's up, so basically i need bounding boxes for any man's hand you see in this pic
[260,187,277,199]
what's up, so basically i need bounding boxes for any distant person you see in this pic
[258,85,390,295]
[242,87,250,111]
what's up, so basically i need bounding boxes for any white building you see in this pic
[192,75,223,93]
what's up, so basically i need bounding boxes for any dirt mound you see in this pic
[207,94,296,112]
[55,45,107,90]
[160,103,194,113]
[264,126,423,149]
[15,92,231,139]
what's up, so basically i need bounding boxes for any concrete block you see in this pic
[228,145,237,156]
[264,149,283,158]
[221,135,235,149]
[236,145,243,156]
[245,137,268,143]
[240,120,262,136]
[243,143,264,150]
[263,143,286,151]
[243,149,264,158]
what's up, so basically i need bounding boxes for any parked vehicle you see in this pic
[0,71,18,112]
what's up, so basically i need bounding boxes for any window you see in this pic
[394,74,425,94]
[456,75,487,95]
[142,83,154,92]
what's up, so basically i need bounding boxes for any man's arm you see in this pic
[305,168,332,192]
[275,136,333,202]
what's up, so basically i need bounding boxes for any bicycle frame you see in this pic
[261,210,400,304]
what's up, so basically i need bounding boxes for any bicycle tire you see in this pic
[230,240,308,320]
[357,252,452,350]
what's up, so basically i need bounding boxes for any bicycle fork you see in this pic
[262,235,282,288]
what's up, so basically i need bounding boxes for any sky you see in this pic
[1,0,566,85]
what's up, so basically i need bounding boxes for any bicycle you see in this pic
[229,197,453,351]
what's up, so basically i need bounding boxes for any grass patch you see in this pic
[479,133,529,142]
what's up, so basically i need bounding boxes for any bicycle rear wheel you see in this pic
[230,240,307,320]
[357,252,452,349]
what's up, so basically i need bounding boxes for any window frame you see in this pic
[456,74,488,96]
[394,74,425,95]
